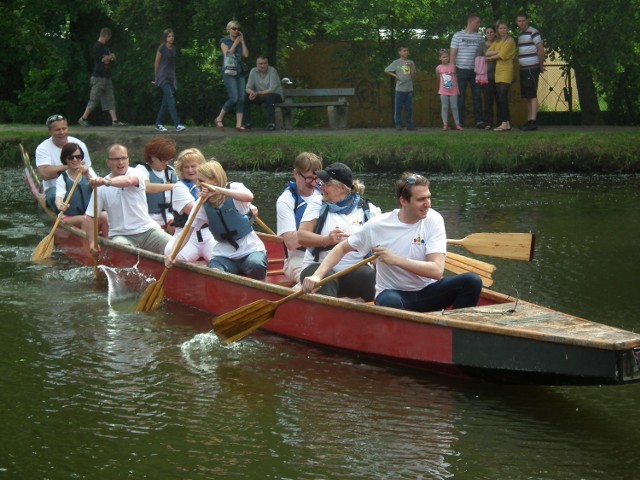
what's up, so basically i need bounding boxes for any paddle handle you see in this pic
[169,196,205,262]
[282,254,379,306]
[254,217,276,235]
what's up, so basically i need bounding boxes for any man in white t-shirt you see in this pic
[275,152,323,282]
[83,143,172,255]
[302,173,482,312]
[35,114,92,212]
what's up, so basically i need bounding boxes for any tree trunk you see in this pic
[573,63,603,125]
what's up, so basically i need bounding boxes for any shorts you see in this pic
[88,76,116,111]
[519,67,540,99]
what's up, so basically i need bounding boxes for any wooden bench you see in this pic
[275,88,355,129]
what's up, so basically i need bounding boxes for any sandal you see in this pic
[455,124,464,131]
[235,126,249,132]
[442,125,449,131]
[215,119,224,131]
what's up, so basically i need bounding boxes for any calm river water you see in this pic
[1,168,639,479]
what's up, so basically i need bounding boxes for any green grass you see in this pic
[202,130,640,174]
[3,126,640,173]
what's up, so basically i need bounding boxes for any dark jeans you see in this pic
[374,273,482,312]
[155,83,180,126]
[482,80,496,126]
[495,82,511,123]
[243,93,282,126]
[394,90,414,129]
[456,67,483,126]
[300,262,376,302]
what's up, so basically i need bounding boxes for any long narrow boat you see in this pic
[22,152,640,385]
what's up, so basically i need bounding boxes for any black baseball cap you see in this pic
[315,162,353,187]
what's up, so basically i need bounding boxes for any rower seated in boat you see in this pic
[297,162,381,301]
[302,172,482,312]
[163,148,217,263]
[171,160,267,280]
[135,137,178,234]
[275,152,323,283]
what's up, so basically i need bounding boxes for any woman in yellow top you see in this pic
[486,20,517,131]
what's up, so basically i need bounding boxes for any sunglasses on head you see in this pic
[46,114,65,126]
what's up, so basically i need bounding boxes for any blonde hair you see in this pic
[352,179,365,196]
[197,160,227,207]
[226,20,240,33]
[174,148,205,180]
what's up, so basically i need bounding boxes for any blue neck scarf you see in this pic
[325,193,360,215]
[183,180,199,200]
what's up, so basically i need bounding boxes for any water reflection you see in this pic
[3,169,640,479]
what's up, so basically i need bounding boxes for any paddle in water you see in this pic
[212,255,379,345]
[135,196,206,312]
[32,171,83,261]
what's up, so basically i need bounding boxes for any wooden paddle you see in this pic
[92,185,100,278]
[254,216,276,235]
[445,252,494,287]
[447,233,535,261]
[135,196,206,312]
[31,171,83,261]
[212,255,379,345]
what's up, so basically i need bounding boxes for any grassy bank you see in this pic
[3,126,639,174]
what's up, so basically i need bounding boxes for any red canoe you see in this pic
[23,150,640,386]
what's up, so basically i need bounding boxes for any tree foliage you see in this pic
[1,0,638,125]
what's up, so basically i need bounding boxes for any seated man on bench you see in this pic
[243,56,283,131]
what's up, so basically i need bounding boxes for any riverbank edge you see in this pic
[2,125,639,174]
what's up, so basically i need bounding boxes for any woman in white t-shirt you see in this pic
[297,162,381,301]
[163,148,216,262]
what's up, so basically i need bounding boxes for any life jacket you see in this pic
[310,198,371,261]
[203,197,254,250]
[139,163,177,224]
[61,171,92,215]
[171,180,199,229]
[284,181,310,255]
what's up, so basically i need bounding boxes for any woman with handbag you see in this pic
[214,20,249,132]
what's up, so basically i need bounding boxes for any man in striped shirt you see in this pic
[450,14,484,128]
[517,13,545,131]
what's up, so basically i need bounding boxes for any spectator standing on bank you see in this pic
[384,46,417,131]
[153,28,186,133]
[486,20,516,132]
[214,20,249,132]
[516,12,545,131]
[450,14,484,128]
[78,28,128,127]
[436,49,463,131]
[476,26,497,129]
[243,56,283,131]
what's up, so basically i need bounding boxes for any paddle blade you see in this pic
[135,281,164,313]
[450,233,535,261]
[32,234,55,261]
[212,299,279,345]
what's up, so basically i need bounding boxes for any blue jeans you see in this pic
[222,74,246,113]
[208,251,267,280]
[394,91,414,129]
[375,273,482,312]
[456,68,483,126]
[155,83,180,126]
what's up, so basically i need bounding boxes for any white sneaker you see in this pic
[176,124,186,132]
[155,124,168,132]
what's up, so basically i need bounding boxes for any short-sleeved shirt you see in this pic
[518,26,543,68]
[348,209,447,298]
[436,63,460,96]
[92,41,112,78]
[246,66,283,98]
[385,59,416,92]
[450,30,484,69]
[156,44,177,87]
[35,136,92,191]
[276,186,322,259]
[85,168,160,237]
